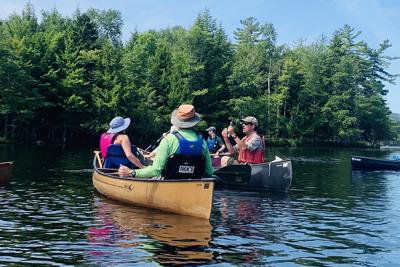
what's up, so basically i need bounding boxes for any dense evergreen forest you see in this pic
[0,3,399,146]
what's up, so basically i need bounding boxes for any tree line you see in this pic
[0,3,398,146]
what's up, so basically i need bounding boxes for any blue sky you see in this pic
[1,0,399,113]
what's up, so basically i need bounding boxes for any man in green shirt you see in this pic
[118,104,213,178]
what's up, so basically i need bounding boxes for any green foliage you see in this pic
[0,6,397,146]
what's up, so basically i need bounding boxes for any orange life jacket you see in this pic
[238,133,265,164]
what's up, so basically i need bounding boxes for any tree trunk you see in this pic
[62,123,67,143]
[267,57,272,123]
[275,105,279,137]
[11,116,16,140]
[4,114,8,140]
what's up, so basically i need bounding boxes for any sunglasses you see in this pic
[241,122,253,126]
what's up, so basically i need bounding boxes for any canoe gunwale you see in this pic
[351,155,400,171]
[93,156,215,183]
[351,156,400,164]
[213,159,292,172]
[213,159,293,192]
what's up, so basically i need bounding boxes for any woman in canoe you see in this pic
[100,116,145,169]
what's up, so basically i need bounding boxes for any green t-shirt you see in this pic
[135,129,214,178]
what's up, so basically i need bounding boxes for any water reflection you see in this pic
[88,195,213,266]
[1,145,400,266]
[211,190,291,265]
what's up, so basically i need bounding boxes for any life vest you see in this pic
[162,131,205,180]
[100,133,117,158]
[103,144,140,169]
[207,136,221,153]
[100,133,142,169]
[238,133,265,164]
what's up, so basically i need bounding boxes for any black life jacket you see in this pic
[162,131,205,180]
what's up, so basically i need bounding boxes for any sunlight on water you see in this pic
[1,145,400,265]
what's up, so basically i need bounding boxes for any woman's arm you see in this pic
[120,135,145,169]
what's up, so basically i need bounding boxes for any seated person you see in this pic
[206,126,226,154]
[118,104,213,179]
[100,116,144,169]
[221,116,265,167]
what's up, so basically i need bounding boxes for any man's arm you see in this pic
[135,138,170,178]
[216,136,226,153]
[222,128,235,154]
[118,138,170,178]
[226,126,248,151]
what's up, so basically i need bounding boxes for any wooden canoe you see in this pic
[0,161,13,186]
[213,159,293,192]
[351,156,400,171]
[92,156,215,219]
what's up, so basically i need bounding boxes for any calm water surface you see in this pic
[1,144,400,266]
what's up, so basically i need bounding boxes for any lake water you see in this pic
[1,144,400,266]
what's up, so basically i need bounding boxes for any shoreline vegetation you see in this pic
[2,136,398,149]
[0,4,399,147]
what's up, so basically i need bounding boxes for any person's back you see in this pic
[118,104,213,178]
[100,133,116,158]
[132,129,213,178]
[161,129,208,179]
[100,116,144,169]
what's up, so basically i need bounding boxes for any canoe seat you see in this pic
[104,145,142,169]
[162,154,205,180]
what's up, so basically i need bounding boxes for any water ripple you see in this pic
[1,146,400,265]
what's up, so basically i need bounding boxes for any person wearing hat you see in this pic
[220,116,265,166]
[206,126,226,154]
[118,104,213,178]
[100,116,145,169]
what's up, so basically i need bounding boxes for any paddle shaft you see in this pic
[144,130,170,152]
[210,152,232,157]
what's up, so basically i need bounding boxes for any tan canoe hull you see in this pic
[92,170,214,219]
